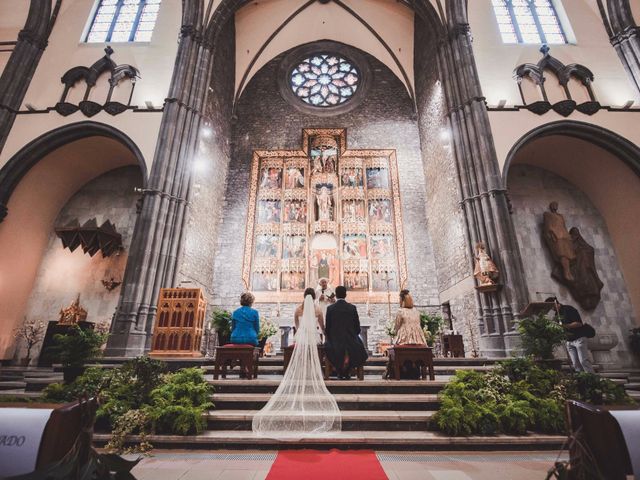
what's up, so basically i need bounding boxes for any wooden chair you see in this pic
[442,334,465,358]
[388,345,435,380]
[283,344,327,374]
[322,350,364,381]
[565,400,634,480]
[213,345,260,379]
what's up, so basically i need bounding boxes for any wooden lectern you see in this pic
[150,288,207,357]
[519,301,556,318]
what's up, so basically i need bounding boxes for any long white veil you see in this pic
[252,295,342,438]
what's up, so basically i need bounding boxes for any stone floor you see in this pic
[127,451,567,480]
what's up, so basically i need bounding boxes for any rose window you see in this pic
[290,54,360,107]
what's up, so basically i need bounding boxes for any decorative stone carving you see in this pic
[514,46,600,117]
[242,129,407,303]
[473,242,500,292]
[58,295,88,325]
[55,218,123,258]
[56,46,139,118]
[542,202,603,310]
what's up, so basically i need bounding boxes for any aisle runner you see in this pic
[266,450,388,480]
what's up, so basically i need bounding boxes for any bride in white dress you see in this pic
[252,294,341,438]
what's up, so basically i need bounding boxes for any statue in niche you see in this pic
[316,186,333,221]
[541,202,603,310]
[543,201,576,282]
[569,227,604,310]
[473,242,499,286]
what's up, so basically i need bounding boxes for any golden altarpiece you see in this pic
[243,129,407,304]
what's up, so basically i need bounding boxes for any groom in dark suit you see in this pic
[324,286,368,379]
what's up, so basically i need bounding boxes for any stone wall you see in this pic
[508,164,637,368]
[19,166,142,363]
[175,20,235,302]
[211,45,441,347]
[414,18,481,355]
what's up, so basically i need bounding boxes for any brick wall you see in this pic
[176,20,235,303]
[414,18,481,354]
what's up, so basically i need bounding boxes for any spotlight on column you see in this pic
[200,124,213,139]
[439,129,451,142]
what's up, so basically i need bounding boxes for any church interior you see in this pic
[1,0,639,478]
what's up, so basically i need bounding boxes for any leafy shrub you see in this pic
[144,368,213,435]
[98,357,167,424]
[569,372,634,406]
[517,314,566,360]
[420,312,444,336]
[436,358,635,437]
[41,366,110,403]
[211,308,232,337]
[51,325,109,367]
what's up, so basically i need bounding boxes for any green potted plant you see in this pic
[517,313,566,369]
[210,308,232,346]
[420,312,443,347]
[52,324,109,383]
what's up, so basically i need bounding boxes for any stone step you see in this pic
[206,410,435,431]
[600,372,629,380]
[256,356,497,367]
[204,364,493,377]
[0,381,27,391]
[93,430,565,451]
[211,393,441,411]
[624,382,640,391]
[25,377,63,392]
[208,379,447,395]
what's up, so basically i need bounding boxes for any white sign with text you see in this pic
[0,408,53,477]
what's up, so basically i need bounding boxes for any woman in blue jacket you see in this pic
[230,292,260,346]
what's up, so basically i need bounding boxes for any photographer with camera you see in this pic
[546,296,595,373]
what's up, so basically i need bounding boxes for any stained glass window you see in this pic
[86,0,162,43]
[492,0,567,44]
[290,54,360,107]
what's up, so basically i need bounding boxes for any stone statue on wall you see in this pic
[541,202,603,310]
[570,227,604,310]
[473,242,499,286]
[542,201,576,282]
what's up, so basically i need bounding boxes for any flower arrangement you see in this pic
[259,319,279,340]
[385,321,396,338]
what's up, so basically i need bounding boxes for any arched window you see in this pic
[86,0,162,43]
[492,0,567,44]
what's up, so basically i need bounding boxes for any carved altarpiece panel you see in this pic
[243,129,407,303]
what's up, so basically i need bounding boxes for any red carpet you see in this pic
[265,450,388,480]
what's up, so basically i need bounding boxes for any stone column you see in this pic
[599,0,640,98]
[106,8,213,356]
[0,0,56,156]
[429,15,529,356]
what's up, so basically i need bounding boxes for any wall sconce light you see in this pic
[145,100,155,109]
[25,103,37,111]
[622,100,635,109]
[497,99,507,109]
[102,277,122,292]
